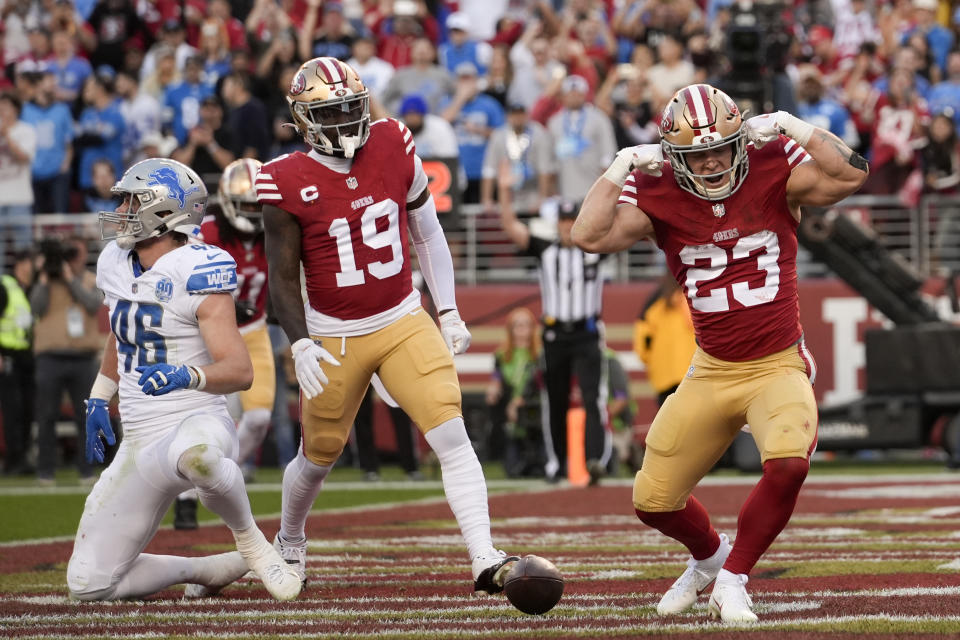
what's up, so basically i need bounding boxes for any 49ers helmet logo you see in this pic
[659,106,674,134]
[290,72,306,96]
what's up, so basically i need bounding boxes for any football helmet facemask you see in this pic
[287,57,370,158]
[659,84,748,201]
[99,158,207,249]
[218,158,263,234]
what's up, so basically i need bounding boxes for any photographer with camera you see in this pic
[30,237,105,485]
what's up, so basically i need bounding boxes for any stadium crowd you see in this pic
[0,0,959,234]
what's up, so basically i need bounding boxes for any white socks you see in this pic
[178,445,254,532]
[280,451,331,542]
[425,417,494,560]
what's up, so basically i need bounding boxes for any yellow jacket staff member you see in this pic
[633,273,696,405]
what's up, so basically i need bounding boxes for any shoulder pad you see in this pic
[182,243,238,295]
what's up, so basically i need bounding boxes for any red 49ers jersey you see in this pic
[255,118,417,321]
[200,214,269,327]
[620,135,810,361]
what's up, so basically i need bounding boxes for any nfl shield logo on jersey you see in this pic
[346,176,359,190]
[712,203,726,218]
[155,277,174,302]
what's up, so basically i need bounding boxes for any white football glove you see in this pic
[744,111,815,148]
[602,144,663,187]
[439,309,471,355]
[290,338,341,399]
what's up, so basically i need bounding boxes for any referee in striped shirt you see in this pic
[498,177,612,484]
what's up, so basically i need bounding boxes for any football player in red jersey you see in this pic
[572,84,869,623]
[256,57,519,596]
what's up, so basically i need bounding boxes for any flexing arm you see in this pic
[263,204,309,343]
[195,293,254,394]
[573,178,654,253]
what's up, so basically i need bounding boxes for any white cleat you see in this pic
[273,532,308,587]
[182,551,249,599]
[471,549,520,594]
[234,527,302,601]
[656,533,731,615]
[708,569,759,623]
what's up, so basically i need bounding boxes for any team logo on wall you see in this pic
[290,72,306,96]
[346,176,358,190]
[155,277,174,302]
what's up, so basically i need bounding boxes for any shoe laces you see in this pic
[264,562,289,584]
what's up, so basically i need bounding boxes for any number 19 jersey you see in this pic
[96,240,238,437]
[255,118,428,336]
[620,135,810,362]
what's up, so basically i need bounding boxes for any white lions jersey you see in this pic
[97,241,238,437]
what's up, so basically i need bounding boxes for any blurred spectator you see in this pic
[31,236,104,485]
[795,64,860,149]
[596,63,658,148]
[22,25,52,67]
[440,61,505,203]
[398,93,458,158]
[221,71,271,159]
[140,20,197,82]
[163,55,213,145]
[115,69,162,163]
[74,70,125,191]
[546,75,616,203]
[22,65,73,214]
[873,45,932,100]
[48,28,91,104]
[269,64,307,156]
[647,32,695,107]
[0,249,34,476]
[439,12,492,76]
[1,0,33,64]
[348,33,395,100]
[132,129,178,164]
[300,0,354,61]
[508,29,564,110]
[808,24,840,77]
[0,91,36,251]
[832,0,881,60]
[208,0,248,51]
[603,347,633,475]
[352,385,422,481]
[905,30,940,84]
[171,94,236,174]
[0,23,11,91]
[922,110,960,262]
[486,307,543,478]
[83,0,151,71]
[375,0,440,68]
[481,103,555,215]
[927,50,960,128]
[245,0,294,55]
[459,0,510,41]
[633,271,696,406]
[482,44,512,107]
[198,18,233,86]
[902,0,953,73]
[571,9,617,76]
[140,44,181,101]
[381,37,453,113]
[256,26,300,94]
[83,158,116,212]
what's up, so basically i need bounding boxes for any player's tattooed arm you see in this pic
[811,129,870,176]
[263,204,310,344]
[787,129,869,206]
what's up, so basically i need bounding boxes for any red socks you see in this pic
[636,495,720,560]
[723,457,809,575]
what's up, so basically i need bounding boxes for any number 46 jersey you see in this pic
[255,118,428,336]
[96,240,238,436]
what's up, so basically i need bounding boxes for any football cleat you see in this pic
[472,550,520,594]
[174,497,199,530]
[274,532,308,587]
[234,527,302,601]
[708,569,758,623]
[656,533,731,615]
[182,551,249,598]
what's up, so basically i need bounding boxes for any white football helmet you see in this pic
[100,158,207,249]
[287,57,370,158]
[218,158,263,234]
[659,84,748,201]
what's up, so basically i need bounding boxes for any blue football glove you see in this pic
[136,363,194,396]
[84,398,116,464]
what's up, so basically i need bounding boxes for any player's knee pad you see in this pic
[66,553,116,601]
[423,417,473,465]
[762,457,809,494]
[177,443,227,488]
[303,431,350,467]
[632,469,684,512]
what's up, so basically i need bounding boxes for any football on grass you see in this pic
[503,555,564,615]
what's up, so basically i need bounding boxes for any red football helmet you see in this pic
[659,84,748,201]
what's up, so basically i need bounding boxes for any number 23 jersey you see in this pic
[255,118,428,336]
[620,135,811,362]
[96,240,238,435]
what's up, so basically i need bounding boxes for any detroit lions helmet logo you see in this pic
[147,167,200,208]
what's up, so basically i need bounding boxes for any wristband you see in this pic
[188,366,207,391]
[601,152,634,188]
[779,112,815,147]
[90,372,119,401]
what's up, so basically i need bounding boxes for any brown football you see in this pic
[503,555,564,615]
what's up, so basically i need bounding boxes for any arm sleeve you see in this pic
[29,282,50,317]
[407,154,429,202]
[407,189,457,312]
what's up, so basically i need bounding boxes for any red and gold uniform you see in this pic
[620,135,819,511]
[256,118,459,465]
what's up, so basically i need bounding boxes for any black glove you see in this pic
[235,300,257,324]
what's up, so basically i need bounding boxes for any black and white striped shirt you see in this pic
[525,236,605,324]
